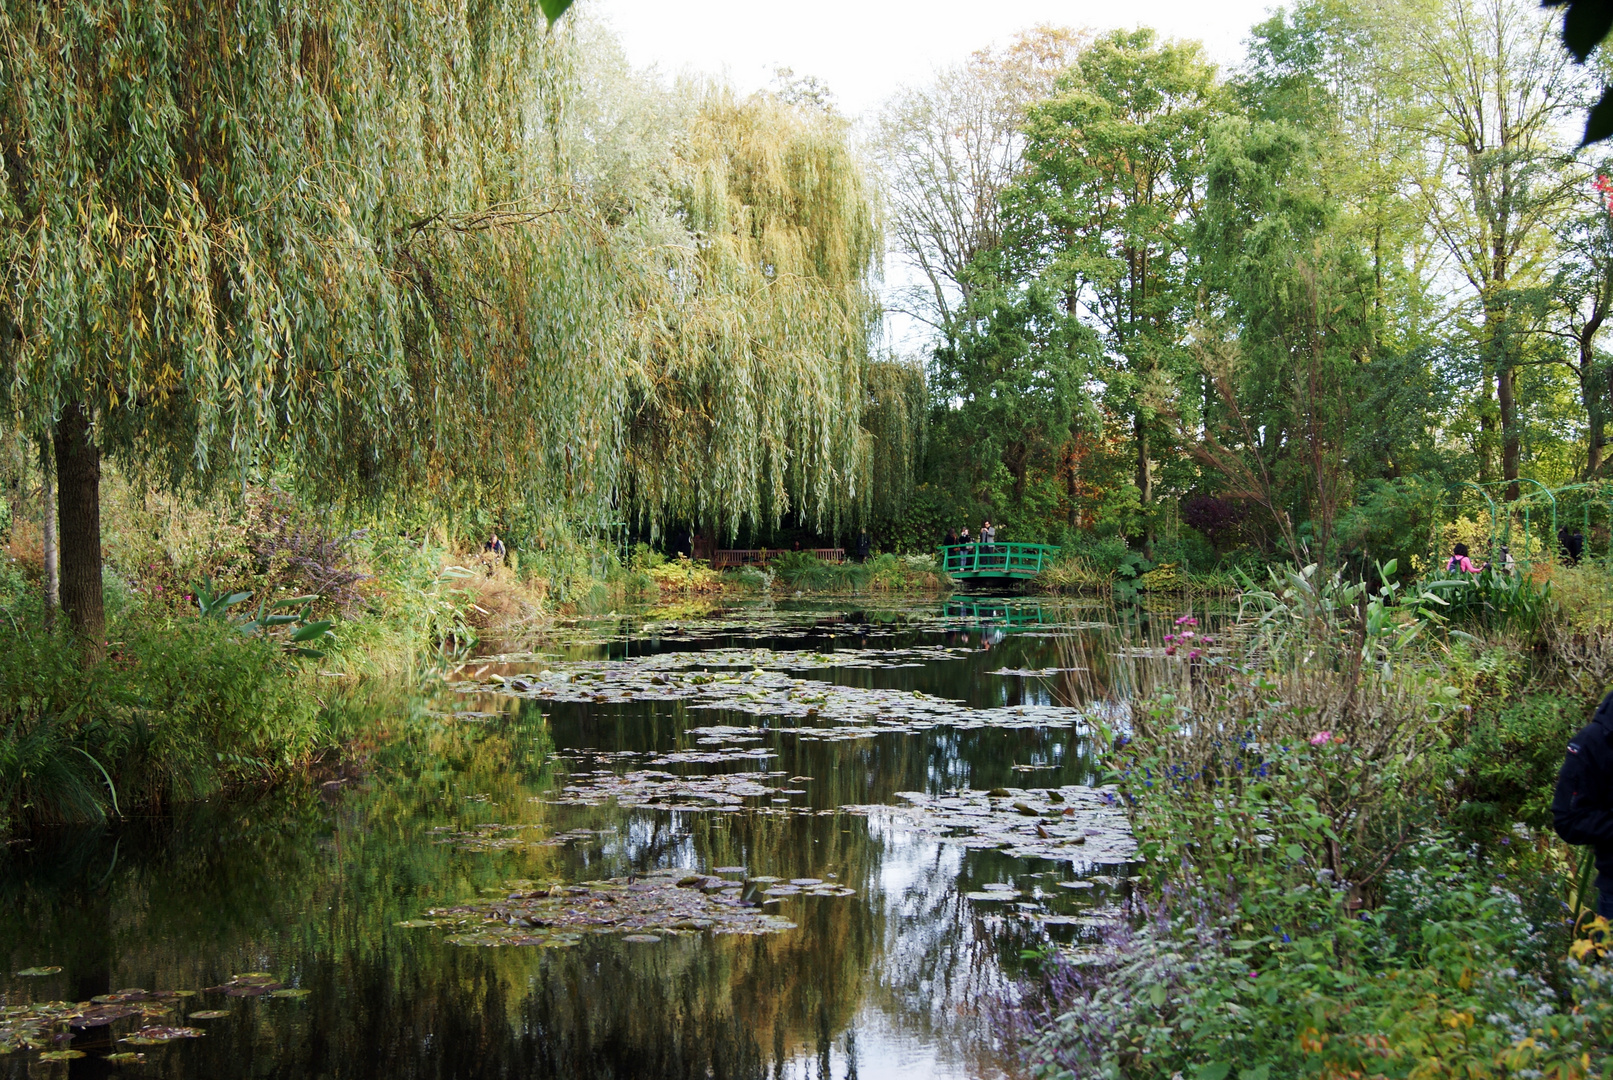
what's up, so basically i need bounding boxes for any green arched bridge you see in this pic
[936,542,1059,581]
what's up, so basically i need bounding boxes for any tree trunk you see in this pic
[1064,442,1078,529]
[1585,343,1606,479]
[1478,367,1497,484]
[1497,361,1519,503]
[55,401,104,654]
[39,435,58,629]
[1135,411,1153,558]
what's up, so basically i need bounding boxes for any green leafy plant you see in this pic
[192,579,334,659]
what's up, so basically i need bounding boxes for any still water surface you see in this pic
[0,597,1138,1080]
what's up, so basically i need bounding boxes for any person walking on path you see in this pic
[856,528,871,563]
[1554,688,1613,919]
[1445,543,1480,574]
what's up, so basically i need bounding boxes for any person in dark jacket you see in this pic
[1553,688,1613,918]
[1560,528,1586,565]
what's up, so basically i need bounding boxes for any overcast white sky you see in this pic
[580,0,1281,121]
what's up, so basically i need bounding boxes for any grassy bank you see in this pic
[1013,560,1613,1078]
[0,472,960,831]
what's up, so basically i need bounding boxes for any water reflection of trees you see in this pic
[0,616,1119,1080]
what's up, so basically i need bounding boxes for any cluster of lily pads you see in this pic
[430,824,616,853]
[404,869,854,947]
[460,659,1091,737]
[545,769,813,811]
[845,785,1135,865]
[0,970,309,1061]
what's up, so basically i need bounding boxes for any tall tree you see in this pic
[1392,0,1585,499]
[1004,29,1224,554]
[620,91,900,538]
[1546,171,1613,477]
[871,26,1089,337]
[928,256,1092,526]
[0,0,635,649]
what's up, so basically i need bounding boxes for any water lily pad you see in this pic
[119,1026,202,1044]
[268,989,311,999]
[15,967,62,977]
[104,1052,146,1064]
[418,870,842,947]
[395,919,440,928]
[205,974,284,996]
[843,785,1134,865]
[187,1011,230,1020]
[619,934,661,944]
[965,891,1020,901]
[463,649,1101,738]
[38,1049,85,1061]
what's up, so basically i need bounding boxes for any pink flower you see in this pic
[1164,645,1177,656]
[1309,731,1332,746]
[1175,615,1198,627]
[1188,650,1201,660]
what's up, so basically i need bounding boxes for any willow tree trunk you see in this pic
[39,435,58,629]
[54,401,104,653]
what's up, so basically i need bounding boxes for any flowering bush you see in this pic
[1014,573,1613,1079]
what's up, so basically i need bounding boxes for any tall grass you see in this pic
[0,615,347,830]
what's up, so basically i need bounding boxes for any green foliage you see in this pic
[621,91,909,536]
[1453,691,1586,834]
[1423,567,1558,639]
[0,614,337,829]
[768,551,948,594]
[1018,586,1613,1078]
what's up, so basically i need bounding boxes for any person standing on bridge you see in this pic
[944,526,957,547]
[981,520,996,552]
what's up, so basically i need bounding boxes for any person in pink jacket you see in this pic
[1446,542,1480,574]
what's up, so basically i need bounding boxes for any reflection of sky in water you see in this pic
[0,596,1143,1080]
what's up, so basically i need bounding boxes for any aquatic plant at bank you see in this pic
[0,614,342,830]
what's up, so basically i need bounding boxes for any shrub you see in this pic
[1452,691,1586,836]
[0,614,333,830]
[647,556,723,593]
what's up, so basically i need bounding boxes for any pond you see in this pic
[0,596,1154,1080]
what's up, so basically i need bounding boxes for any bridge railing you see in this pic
[935,542,1058,576]
[712,547,844,569]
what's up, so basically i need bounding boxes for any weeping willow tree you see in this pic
[0,0,626,644]
[622,92,916,538]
